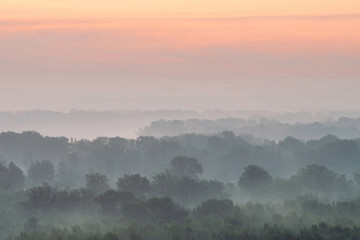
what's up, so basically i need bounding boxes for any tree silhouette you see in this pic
[85,173,110,195]
[238,165,273,193]
[117,174,151,198]
[169,156,203,179]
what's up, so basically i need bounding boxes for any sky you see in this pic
[0,0,360,111]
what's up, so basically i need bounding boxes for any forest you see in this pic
[1,130,360,239]
[139,117,360,140]
[2,0,359,237]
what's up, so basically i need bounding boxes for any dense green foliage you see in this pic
[2,131,360,239]
[9,221,360,240]
[7,196,360,240]
[1,131,360,184]
[140,117,360,140]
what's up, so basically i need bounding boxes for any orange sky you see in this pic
[1,0,359,76]
[1,16,359,77]
[1,0,360,18]
[0,0,360,111]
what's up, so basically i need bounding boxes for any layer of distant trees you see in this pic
[139,117,360,140]
[1,131,360,185]
[2,154,359,206]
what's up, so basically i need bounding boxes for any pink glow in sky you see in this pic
[0,1,360,111]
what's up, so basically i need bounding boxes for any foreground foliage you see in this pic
[7,220,360,240]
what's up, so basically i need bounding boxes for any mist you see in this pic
[2,89,360,240]
[1,76,360,112]
[2,109,360,140]
[2,0,360,239]
[2,129,360,239]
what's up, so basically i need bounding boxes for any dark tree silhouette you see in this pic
[0,162,25,191]
[96,190,136,215]
[169,156,203,179]
[26,183,56,211]
[116,174,151,198]
[194,199,237,218]
[85,173,110,195]
[238,165,273,193]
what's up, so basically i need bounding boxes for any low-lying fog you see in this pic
[2,110,360,140]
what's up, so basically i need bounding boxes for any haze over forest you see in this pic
[2,0,360,239]
[3,110,360,140]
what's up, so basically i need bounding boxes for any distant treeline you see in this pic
[139,117,360,140]
[3,109,360,140]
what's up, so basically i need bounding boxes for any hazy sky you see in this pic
[1,0,359,111]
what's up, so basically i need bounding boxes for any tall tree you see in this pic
[0,162,25,191]
[169,156,203,179]
[238,165,273,194]
[116,174,151,198]
[85,173,110,195]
